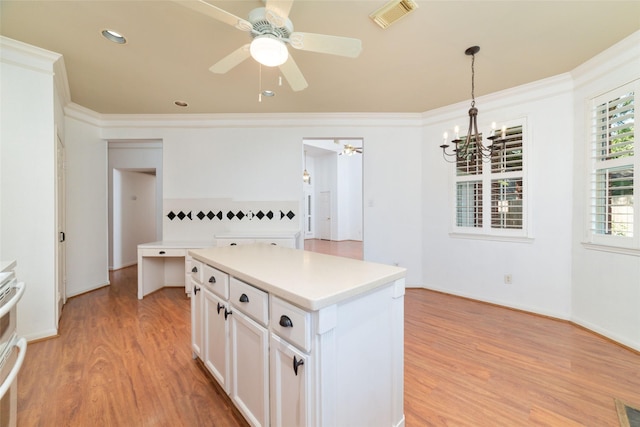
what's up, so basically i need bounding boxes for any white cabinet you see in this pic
[269,334,310,427]
[214,232,299,249]
[230,309,269,427]
[203,288,231,392]
[190,259,204,358]
[191,278,203,358]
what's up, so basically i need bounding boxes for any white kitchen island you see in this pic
[189,243,406,427]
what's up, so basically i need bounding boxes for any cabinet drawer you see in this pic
[230,277,269,326]
[190,259,204,283]
[203,264,229,299]
[270,296,311,352]
[139,248,186,257]
[216,238,255,247]
[254,238,295,248]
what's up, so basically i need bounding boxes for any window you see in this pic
[453,122,526,238]
[589,81,637,250]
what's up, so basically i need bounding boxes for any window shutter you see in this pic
[590,83,635,239]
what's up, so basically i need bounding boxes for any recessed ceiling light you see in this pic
[262,90,275,97]
[101,29,127,44]
[174,100,189,107]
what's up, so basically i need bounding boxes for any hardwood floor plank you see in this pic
[17,257,640,426]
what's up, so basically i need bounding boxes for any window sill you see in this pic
[449,232,534,244]
[582,242,640,257]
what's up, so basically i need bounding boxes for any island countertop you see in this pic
[189,244,406,311]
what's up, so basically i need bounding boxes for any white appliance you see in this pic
[0,271,26,427]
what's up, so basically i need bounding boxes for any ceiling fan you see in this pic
[340,144,363,156]
[174,0,363,92]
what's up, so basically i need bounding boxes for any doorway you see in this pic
[107,140,163,270]
[302,138,363,258]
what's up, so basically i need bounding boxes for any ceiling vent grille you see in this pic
[369,0,419,29]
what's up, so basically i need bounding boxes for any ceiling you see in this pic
[1,1,638,115]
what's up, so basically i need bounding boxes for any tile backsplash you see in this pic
[163,198,299,241]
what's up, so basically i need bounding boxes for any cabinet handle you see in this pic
[270,242,277,245]
[230,243,237,246]
[293,355,304,376]
[217,303,224,314]
[208,276,216,284]
[193,285,200,295]
[279,315,293,328]
[191,266,198,273]
[159,250,166,255]
[224,308,232,320]
[239,293,249,303]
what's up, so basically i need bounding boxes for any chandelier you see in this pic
[440,46,505,163]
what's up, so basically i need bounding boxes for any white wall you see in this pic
[113,170,156,269]
[0,38,61,339]
[97,115,424,286]
[422,74,575,319]
[570,32,640,350]
[337,151,363,241]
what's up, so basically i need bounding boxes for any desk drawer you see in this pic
[230,277,269,326]
[203,264,229,299]
[139,248,186,257]
[270,296,311,352]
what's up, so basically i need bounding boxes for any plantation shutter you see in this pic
[590,83,635,238]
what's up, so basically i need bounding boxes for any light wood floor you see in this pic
[303,239,363,259]
[18,262,640,426]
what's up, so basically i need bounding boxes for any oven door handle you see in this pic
[0,337,27,399]
[0,281,26,318]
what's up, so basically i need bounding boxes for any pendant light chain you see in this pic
[470,52,476,108]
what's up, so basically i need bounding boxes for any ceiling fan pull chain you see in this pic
[258,64,263,102]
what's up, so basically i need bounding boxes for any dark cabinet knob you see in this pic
[209,276,217,284]
[224,308,232,320]
[217,303,224,314]
[193,285,200,295]
[279,315,293,328]
[293,355,304,376]
[230,243,237,246]
[191,266,198,273]
[159,250,166,255]
[239,293,249,303]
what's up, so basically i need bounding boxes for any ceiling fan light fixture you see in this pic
[250,35,288,67]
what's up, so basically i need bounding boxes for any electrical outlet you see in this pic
[504,274,513,284]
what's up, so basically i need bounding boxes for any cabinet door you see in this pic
[270,334,311,427]
[230,310,269,427]
[204,288,230,393]
[190,278,203,358]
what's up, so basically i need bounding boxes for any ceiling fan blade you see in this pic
[265,0,294,27]
[278,56,308,92]
[288,32,362,58]
[173,0,253,31]
[209,44,251,74]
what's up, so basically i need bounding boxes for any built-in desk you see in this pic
[137,241,212,299]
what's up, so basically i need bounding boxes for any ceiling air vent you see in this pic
[369,0,419,29]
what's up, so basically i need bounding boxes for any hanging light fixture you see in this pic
[303,150,311,183]
[440,46,505,163]
[250,34,289,67]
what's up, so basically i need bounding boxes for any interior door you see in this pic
[318,191,331,240]
[56,134,66,324]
